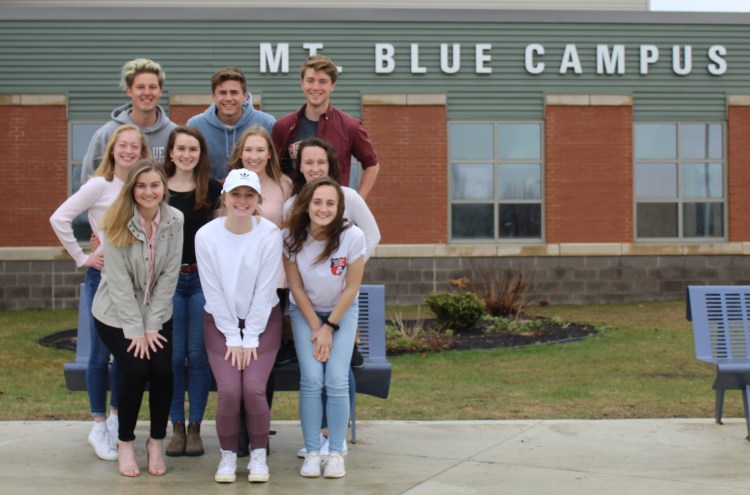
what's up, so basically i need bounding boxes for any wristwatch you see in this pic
[322,317,340,331]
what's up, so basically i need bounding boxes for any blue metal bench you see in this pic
[688,285,750,440]
[64,284,392,443]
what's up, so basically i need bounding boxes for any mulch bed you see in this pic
[39,318,599,355]
[385,317,599,355]
[38,328,77,352]
[452,319,598,350]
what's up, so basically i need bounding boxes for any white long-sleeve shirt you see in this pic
[49,176,124,267]
[282,186,380,261]
[195,215,282,348]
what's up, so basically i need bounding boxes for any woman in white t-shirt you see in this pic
[282,136,380,260]
[282,176,366,480]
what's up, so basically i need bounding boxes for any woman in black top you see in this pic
[163,126,221,457]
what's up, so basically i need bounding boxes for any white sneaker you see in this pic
[300,452,322,478]
[297,433,348,458]
[323,451,346,479]
[297,432,327,458]
[214,449,237,483]
[88,422,117,461]
[247,448,269,483]
[323,438,347,458]
[105,413,118,447]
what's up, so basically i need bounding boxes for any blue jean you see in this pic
[290,298,357,454]
[169,271,210,423]
[85,267,121,417]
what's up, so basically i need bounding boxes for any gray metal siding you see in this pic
[5,0,650,11]
[0,19,747,121]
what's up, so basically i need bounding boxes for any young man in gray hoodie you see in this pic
[80,58,177,182]
[187,67,275,180]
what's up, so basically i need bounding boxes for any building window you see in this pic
[68,121,103,241]
[449,122,543,241]
[634,123,725,240]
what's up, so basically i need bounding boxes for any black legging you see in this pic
[95,318,173,442]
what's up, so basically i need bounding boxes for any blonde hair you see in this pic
[99,159,169,247]
[93,125,150,181]
[120,58,166,90]
[227,126,283,186]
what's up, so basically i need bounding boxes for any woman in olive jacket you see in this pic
[92,159,184,477]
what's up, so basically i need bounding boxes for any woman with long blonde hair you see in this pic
[228,125,292,226]
[93,159,183,477]
[50,124,149,461]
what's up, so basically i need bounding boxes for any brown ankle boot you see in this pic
[185,421,205,456]
[165,420,186,457]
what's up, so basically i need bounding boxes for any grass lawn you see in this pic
[0,300,740,421]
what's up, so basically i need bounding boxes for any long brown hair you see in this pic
[99,159,169,247]
[227,125,283,186]
[283,176,349,264]
[290,136,342,197]
[163,126,213,209]
[93,124,150,181]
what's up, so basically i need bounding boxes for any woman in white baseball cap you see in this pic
[195,168,283,484]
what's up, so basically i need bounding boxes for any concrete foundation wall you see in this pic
[5,255,750,310]
[362,255,750,306]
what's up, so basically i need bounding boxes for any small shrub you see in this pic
[480,314,510,335]
[507,319,543,335]
[385,308,456,354]
[465,262,536,318]
[424,291,486,332]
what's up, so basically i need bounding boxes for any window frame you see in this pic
[448,120,545,243]
[67,120,104,242]
[633,121,727,242]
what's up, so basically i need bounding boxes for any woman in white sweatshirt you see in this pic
[50,124,149,462]
[195,168,282,484]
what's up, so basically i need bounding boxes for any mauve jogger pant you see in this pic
[203,305,282,452]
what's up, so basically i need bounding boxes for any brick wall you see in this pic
[545,100,633,243]
[0,98,67,247]
[362,97,448,244]
[728,104,750,242]
[169,105,204,126]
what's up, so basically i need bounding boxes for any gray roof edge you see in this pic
[2,7,750,24]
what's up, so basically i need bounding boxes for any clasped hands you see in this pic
[311,325,333,363]
[127,330,167,360]
[225,346,258,371]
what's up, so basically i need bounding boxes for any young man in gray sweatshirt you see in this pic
[79,58,177,182]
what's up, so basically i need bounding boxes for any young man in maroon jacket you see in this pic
[272,55,380,200]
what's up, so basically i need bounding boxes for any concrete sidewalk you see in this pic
[1,419,749,494]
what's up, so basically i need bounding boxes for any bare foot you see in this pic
[147,438,167,476]
[117,441,140,477]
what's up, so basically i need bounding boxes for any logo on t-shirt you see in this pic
[330,257,347,276]
[288,141,302,161]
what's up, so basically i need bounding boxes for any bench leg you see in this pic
[715,389,725,425]
[743,386,750,442]
[349,368,356,444]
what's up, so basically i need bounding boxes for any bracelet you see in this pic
[322,317,340,331]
